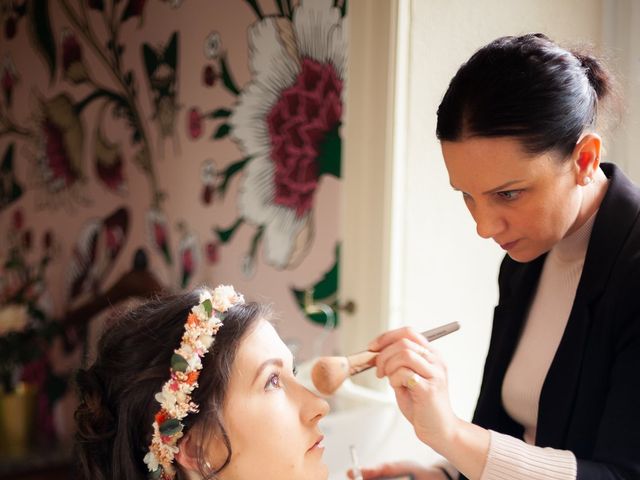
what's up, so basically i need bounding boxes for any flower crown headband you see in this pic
[143,285,245,480]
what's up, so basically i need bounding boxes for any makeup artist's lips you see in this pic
[499,240,519,251]
[307,435,325,453]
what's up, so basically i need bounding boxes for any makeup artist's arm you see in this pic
[369,327,490,480]
[370,328,582,480]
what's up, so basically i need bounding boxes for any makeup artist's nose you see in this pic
[473,205,506,239]
[300,387,330,424]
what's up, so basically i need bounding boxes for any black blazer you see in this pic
[464,163,640,480]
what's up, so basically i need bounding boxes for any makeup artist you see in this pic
[354,33,640,480]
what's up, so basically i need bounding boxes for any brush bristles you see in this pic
[311,356,350,395]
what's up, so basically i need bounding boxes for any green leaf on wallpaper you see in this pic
[164,32,178,70]
[212,123,231,140]
[121,0,147,23]
[132,128,142,144]
[215,218,244,244]
[242,0,265,20]
[218,156,251,196]
[220,55,241,96]
[2,144,15,172]
[87,0,105,11]
[340,0,348,17]
[124,71,134,86]
[317,125,342,178]
[143,43,159,77]
[292,245,341,327]
[28,0,56,82]
[208,108,232,119]
[0,143,23,209]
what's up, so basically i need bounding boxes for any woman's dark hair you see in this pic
[74,288,270,480]
[436,33,615,157]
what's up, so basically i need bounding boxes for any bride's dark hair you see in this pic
[74,289,269,480]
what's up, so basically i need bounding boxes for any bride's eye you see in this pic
[265,372,282,391]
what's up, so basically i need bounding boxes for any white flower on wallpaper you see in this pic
[229,0,346,269]
[204,31,222,59]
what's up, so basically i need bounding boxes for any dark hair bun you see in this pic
[74,368,116,480]
[572,50,610,101]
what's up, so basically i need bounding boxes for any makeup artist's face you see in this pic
[218,320,330,479]
[442,137,583,263]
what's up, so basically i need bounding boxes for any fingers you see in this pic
[368,326,429,352]
[374,337,442,379]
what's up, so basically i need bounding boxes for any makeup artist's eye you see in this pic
[265,372,282,391]
[497,190,522,201]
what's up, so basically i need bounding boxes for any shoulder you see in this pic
[589,163,640,278]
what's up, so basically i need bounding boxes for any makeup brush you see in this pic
[311,321,460,395]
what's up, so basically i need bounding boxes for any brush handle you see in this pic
[347,321,460,376]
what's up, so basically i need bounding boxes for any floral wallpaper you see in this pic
[0,0,346,413]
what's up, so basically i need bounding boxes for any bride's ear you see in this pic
[175,426,227,477]
[175,430,201,474]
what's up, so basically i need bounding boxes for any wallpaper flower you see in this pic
[231,0,345,269]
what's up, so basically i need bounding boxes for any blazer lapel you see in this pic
[536,163,640,448]
[473,255,544,435]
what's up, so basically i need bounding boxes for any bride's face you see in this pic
[217,319,330,479]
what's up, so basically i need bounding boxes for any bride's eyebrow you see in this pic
[252,358,283,385]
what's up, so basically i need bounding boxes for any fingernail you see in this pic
[368,340,378,351]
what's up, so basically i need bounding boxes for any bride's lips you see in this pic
[307,435,325,453]
[500,240,519,251]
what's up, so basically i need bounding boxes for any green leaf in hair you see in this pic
[171,354,189,372]
[159,418,183,436]
[202,299,213,317]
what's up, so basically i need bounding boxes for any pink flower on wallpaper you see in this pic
[12,208,23,230]
[187,107,203,139]
[230,0,345,269]
[43,230,54,250]
[146,208,172,264]
[61,29,88,84]
[67,207,129,300]
[36,94,84,193]
[4,16,16,40]
[178,230,199,288]
[266,58,342,217]
[95,128,127,194]
[1,56,18,106]
[202,64,216,87]
[205,241,219,264]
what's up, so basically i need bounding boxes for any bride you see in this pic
[75,285,329,480]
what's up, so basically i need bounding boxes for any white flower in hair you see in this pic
[211,285,243,311]
[144,451,159,471]
[197,333,214,350]
[191,302,209,321]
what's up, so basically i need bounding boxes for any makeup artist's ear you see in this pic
[572,133,601,185]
